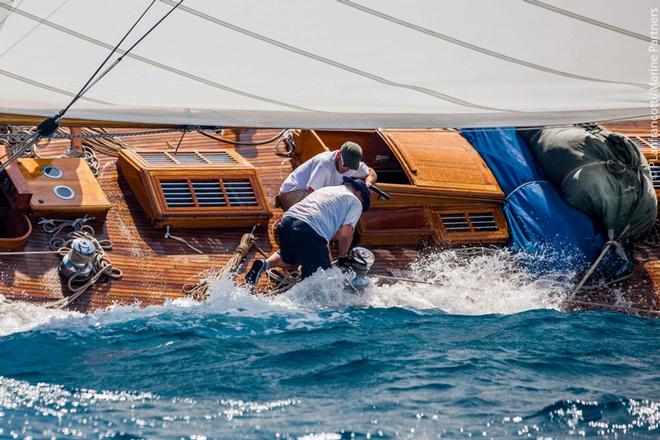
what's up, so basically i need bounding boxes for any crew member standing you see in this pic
[277,141,377,211]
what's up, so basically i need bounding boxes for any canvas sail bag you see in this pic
[521,126,657,241]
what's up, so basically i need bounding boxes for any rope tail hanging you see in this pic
[164,225,203,254]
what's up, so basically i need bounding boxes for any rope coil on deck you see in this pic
[38,216,122,309]
[183,225,261,301]
[265,268,301,295]
[46,230,122,309]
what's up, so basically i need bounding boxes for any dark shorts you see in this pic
[277,216,331,279]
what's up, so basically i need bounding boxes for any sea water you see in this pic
[0,249,658,439]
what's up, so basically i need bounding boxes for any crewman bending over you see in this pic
[277,141,377,211]
[246,177,371,285]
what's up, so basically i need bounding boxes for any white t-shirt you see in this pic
[280,150,370,193]
[283,185,363,242]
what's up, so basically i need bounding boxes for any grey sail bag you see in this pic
[521,126,657,241]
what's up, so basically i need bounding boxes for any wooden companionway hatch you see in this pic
[291,129,509,246]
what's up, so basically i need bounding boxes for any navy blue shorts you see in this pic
[277,216,331,279]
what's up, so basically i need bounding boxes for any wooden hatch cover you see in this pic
[8,157,111,219]
[380,129,504,199]
[117,149,272,228]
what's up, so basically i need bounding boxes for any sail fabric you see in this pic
[0,0,654,128]
[522,126,658,240]
[462,128,605,271]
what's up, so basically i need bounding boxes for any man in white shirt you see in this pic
[246,177,371,285]
[277,141,377,211]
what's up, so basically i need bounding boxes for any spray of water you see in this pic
[0,248,572,337]
[0,295,81,337]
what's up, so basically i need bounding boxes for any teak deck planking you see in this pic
[0,122,657,314]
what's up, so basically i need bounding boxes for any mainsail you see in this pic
[0,0,654,128]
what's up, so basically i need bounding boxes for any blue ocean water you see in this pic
[0,251,658,439]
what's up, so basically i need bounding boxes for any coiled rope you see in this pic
[62,143,101,176]
[38,216,121,309]
[45,230,122,309]
[183,225,261,301]
[0,216,122,308]
[1,125,121,176]
[264,268,301,295]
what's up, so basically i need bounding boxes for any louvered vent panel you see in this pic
[161,181,194,207]
[641,137,659,148]
[651,165,660,190]
[171,152,205,164]
[469,213,498,231]
[629,137,650,149]
[440,213,470,232]
[203,152,237,164]
[192,180,226,207]
[224,179,257,206]
[140,152,175,164]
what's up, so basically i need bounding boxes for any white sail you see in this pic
[0,0,654,128]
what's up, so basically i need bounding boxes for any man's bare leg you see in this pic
[246,251,297,286]
[265,251,298,271]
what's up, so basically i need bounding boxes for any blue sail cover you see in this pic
[462,128,604,272]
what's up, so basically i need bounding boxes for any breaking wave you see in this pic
[0,248,571,337]
[0,295,81,337]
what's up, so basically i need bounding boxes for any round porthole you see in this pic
[42,165,63,179]
[53,185,75,200]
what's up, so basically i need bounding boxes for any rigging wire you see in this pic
[61,0,158,117]
[75,0,183,102]
[0,0,183,172]
[197,129,291,146]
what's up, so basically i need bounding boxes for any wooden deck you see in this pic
[0,122,657,314]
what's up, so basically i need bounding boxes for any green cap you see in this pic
[340,141,362,170]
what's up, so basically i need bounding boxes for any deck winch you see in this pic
[345,246,375,290]
[37,217,123,309]
[59,237,97,284]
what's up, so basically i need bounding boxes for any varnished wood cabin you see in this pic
[0,120,657,314]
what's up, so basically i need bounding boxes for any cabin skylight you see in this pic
[118,148,271,228]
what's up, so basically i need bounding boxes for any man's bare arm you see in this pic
[334,224,354,258]
[365,167,377,186]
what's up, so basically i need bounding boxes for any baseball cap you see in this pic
[343,176,371,211]
[340,141,362,170]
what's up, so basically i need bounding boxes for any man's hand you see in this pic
[366,167,377,186]
[336,255,352,267]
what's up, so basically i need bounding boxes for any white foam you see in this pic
[0,249,571,337]
[244,248,570,316]
[0,295,81,337]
